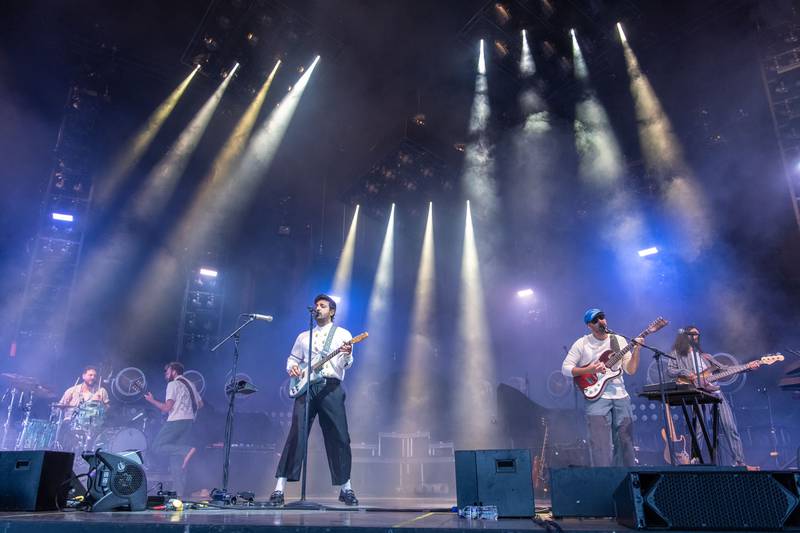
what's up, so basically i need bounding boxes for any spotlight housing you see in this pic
[517,288,534,298]
[199,268,219,277]
[637,247,659,257]
[51,212,74,222]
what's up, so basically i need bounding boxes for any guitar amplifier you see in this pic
[455,449,534,517]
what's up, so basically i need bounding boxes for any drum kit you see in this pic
[0,370,151,456]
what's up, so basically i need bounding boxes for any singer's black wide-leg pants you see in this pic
[275,378,352,485]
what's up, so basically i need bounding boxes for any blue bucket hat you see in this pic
[583,308,603,324]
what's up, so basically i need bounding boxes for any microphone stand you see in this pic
[284,307,325,510]
[210,315,256,502]
[606,328,678,466]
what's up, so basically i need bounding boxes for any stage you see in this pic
[0,499,754,533]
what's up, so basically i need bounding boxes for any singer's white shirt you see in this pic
[562,333,632,400]
[287,322,354,381]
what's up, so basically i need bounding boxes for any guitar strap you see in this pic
[317,325,338,375]
[609,334,621,358]
[175,376,198,415]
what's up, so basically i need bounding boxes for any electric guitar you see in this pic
[574,317,669,400]
[660,404,690,465]
[676,353,784,391]
[288,332,368,398]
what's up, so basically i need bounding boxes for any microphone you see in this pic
[247,313,274,322]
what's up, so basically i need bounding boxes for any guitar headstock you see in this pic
[645,317,669,335]
[348,332,369,345]
[759,353,784,365]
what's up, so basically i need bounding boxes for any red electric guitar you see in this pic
[574,317,669,400]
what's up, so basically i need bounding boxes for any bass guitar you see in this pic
[288,332,368,398]
[660,403,690,465]
[574,317,669,400]
[676,353,784,391]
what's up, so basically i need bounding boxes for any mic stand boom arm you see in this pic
[605,328,678,466]
[211,314,257,498]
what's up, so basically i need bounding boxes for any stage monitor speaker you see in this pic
[614,470,800,530]
[455,449,533,517]
[0,450,75,511]
[551,466,658,518]
[83,449,147,511]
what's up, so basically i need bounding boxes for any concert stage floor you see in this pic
[0,498,760,533]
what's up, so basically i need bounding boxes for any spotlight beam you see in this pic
[398,203,436,430]
[119,62,282,343]
[67,66,239,321]
[132,63,240,222]
[572,30,623,185]
[330,204,360,320]
[453,201,495,448]
[620,32,712,258]
[351,204,395,429]
[95,65,200,207]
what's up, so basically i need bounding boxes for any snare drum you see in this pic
[16,419,57,450]
[93,426,147,453]
[71,400,106,431]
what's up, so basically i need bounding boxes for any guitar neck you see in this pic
[311,346,346,372]
[705,363,751,383]
[607,328,649,366]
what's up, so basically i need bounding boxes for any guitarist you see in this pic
[270,294,358,507]
[561,308,643,467]
[666,326,754,466]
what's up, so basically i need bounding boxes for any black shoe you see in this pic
[268,490,284,507]
[338,489,358,506]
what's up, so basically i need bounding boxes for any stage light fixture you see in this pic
[199,268,219,277]
[637,247,659,257]
[516,288,534,298]
[617,22,627,43]
[520,30,535,76]
[478,39,486,75]
[51,213,74,222]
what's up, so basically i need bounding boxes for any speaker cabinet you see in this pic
[614,470,800,530]
[0,450,75,511]
[455,449,534,517]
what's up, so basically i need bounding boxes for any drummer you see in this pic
[58,365,110,420]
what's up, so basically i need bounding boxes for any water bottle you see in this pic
[458,505,498,520]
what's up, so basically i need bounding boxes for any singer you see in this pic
[561,308,643,466]
[269,294,358,507]
[666,326,754,466]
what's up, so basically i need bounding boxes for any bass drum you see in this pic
[93,426,148,453]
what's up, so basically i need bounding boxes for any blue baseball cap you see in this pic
[583,308,603,324]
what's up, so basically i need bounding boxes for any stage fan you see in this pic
[82,450,147,511]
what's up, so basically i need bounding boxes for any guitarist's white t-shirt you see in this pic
[165,378,199,422]
[287,323,354,381]
[563,333,632,400]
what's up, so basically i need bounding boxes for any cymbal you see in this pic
[0,373,56,397]
[1,372,37,387]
